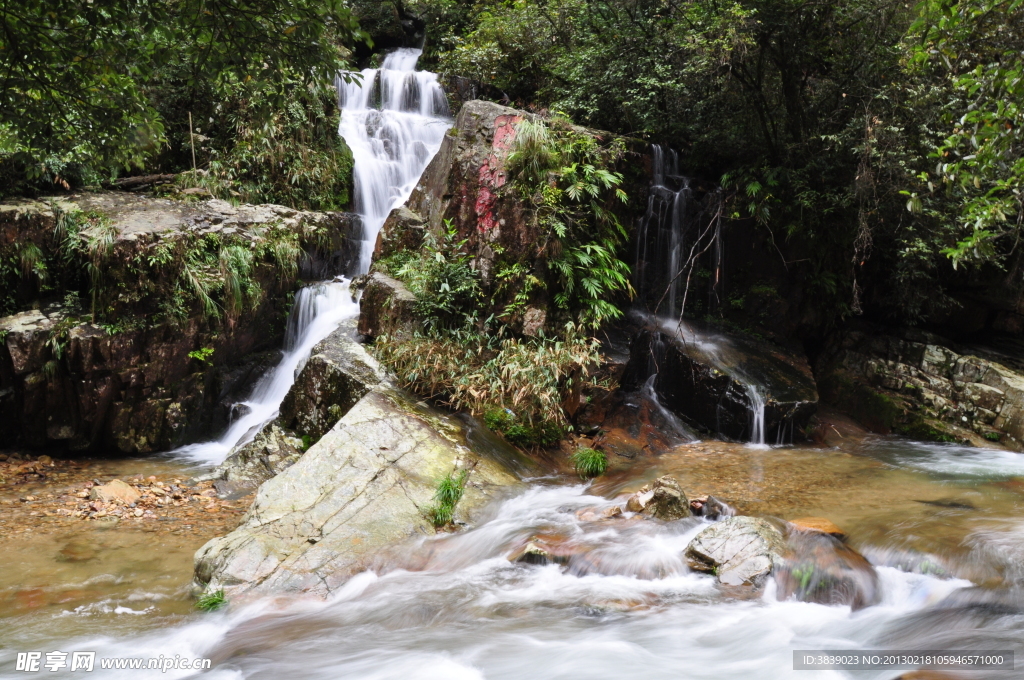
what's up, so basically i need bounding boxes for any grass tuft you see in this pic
[571,447,607,479]
[195,589,227,612]
[429,470,469,527]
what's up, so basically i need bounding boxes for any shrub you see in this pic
[376,327,598,439]
[373,215,603,447]
[484,408,564,448]
[571,447,607,479]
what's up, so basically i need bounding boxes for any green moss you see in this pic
[484,408,565,448]
[818,372,902,432]
[895,420,959,444]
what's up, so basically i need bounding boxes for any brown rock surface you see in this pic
[789,517,847,540]
[89,480,141,504]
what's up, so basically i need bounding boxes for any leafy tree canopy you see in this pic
[1,0,365,188]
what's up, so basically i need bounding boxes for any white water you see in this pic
[747,385,767,447]
[5,485,997,680]
[170,49,450,465]
[650,314,771,446]
[171,282,359,465]
[337,48,451,270]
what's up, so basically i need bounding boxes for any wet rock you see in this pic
[689,495,734,520]
[212,320,388,489]
[789,517,847,540]
[373,206,425,261]
[817,324,1024,448]
[214,424,305,490]
[774,529,880,609]
[509,535,579,566]
[574,505,624,522]
[858,547,950,578]
[623,323,818,442]
[685,516,785,586]
[278,319,384,442]
[625,476,689,520]
[89,480,141,505]
[356,272,420,340]
[193,387,521,598]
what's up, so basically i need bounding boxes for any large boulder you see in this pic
[214,320,386,488]
[193,387,521,598]
[624,318,818,442]
[685,516,786,586]
[818,323,1024,448]
[774,528,880,610]
[215,424,306,490]
[278,320,384,440]
[356,272,420,340]
[383,100,645,336]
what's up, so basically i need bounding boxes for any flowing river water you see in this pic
[3,51,1024,678]
[3,434,1024,678]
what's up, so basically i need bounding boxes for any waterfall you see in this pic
[746,385,767,447]
[172,283,360,464]
[633,147,777,445]
[172,49,450,465]
[337,48,451,273]
[634,145,723,320]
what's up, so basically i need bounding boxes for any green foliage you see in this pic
[398,221,482,331]
[300,434,314,451]
[570,447,607,479]
[172,79,354,210]
[904,0,1024,271]
[429,469,469,527]
[195,589,227,612]
[188,347,215,364]
[505,117,633,329]
[984,431,1001,442]
[484,408,565,448]
[371,118,624,447]
[1,0,365,196]
[376,325,598,440]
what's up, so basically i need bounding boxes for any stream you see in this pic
[2,434,1023,678]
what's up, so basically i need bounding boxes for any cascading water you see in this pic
[634,145,723,320]
[172,49,450,465]
[746,385,767,447]
[13,478,1022,680]
[337,48,451,272]
[633,147,778,445]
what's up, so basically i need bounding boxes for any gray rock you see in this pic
[216,424,306,489]
[193,387,521,598]
[624,322,819,442]
[278,319,384,442]
[357,272,420,339]
[372,206,425,261]
[625,476,689,520]
[0,191,359,453]
[685,516,786,586]
[214,321,386,487]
